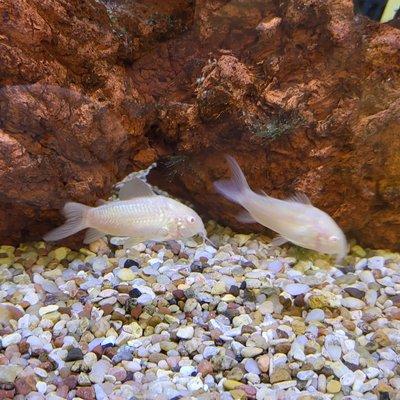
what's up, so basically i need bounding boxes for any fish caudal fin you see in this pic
[214,155,251,204]
[43,202,90,242]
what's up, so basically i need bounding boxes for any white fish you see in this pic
[214,156,348,262]
[44,178,207,248]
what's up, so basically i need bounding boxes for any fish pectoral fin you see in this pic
[123,236,146,250]
[83,228,105,244]
[269,236,289,248]
[96,199,108,206]
[236,210,257,224]
[287,191,312,205]
[119,177,155,200]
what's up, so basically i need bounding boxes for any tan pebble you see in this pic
[270,368,291,384]
[223,379,243,390]
[229,389,246,400]
[257,355,269,373]
[327,379,341,393]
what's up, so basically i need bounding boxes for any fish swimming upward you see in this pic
[214,156,348,262]
[44,178,207,249]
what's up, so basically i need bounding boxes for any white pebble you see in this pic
[1,332,21,347]
[177,326,194,339]
[305,308,325,322]
[341,297,365,309]
[39,305,59,316]
[284,283,311,296]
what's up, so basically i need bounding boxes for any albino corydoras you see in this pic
[44,178,207,248]
[214,156,348,262]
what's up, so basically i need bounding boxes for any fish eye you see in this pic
[188,216,195,224]
[329,235,339,242]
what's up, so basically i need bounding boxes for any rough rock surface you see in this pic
[0,0,399,248]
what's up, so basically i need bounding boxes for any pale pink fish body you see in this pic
[214,156,348,262]
[44,178,206,248]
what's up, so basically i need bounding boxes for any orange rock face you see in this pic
[0,0,399,248]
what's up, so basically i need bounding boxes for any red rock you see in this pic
[76,386,95,400]
[62,375,78,390]
[15,375,37,395]
[198,360,213,376]
[130,305,143,320]
[56,385,69,398]
[0,389,15,400]
[0,0,399,251]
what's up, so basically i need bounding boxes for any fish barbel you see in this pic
[44,178,207,248]
[214,156,348,262]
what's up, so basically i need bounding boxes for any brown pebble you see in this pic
[294,294,306,307]
[40,361,56,372]
[158,306,171,315]
[342,319,356,331]
[130,305,143,319]
[116,285,131,294]
[172,290,186,300]
[344,288,365,299]
[53,336,65,348]
[58,307,72,316]
[241,325,256,334]
[101,304,114,315]
[18,341,29,354]
[198,360,213,376]
[275,343,291,353]
[91,345,103,358]
[104,347,118,359]
[148,353,167,363]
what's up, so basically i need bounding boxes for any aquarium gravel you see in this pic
[1,225,400,400]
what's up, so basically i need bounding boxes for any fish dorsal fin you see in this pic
[119,178,155,200]
[287,191,311,205]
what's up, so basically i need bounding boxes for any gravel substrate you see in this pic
[1,170,400,400]
[1,224,400,400]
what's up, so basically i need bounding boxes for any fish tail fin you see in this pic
[43,202,91,242]
[214,155,251,204]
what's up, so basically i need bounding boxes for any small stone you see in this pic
[241,347,263,358]
[76,386,95,400]
[344,287,365,299]
[176,326,194,339]
[245,358,260,375]
[187,376,203,391]
[326,379,341,393]
[0,364,23,383]
[124,322,143,338]
[270,368,291,384]
[198,360,213,376]
[258,301,274,315]
[232,314,252,327]
[53,247,70,261]
[65,348,84,362]
[1,332,22,347]
[284,283,310,296]
[257,355,269,373]
[341,297,365,309]
[39,305,59,316]
[305,308,325,322]
[124,259,139,268]
[223,379,243,390]
[116,269,136,281]
[368,256,385,269]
